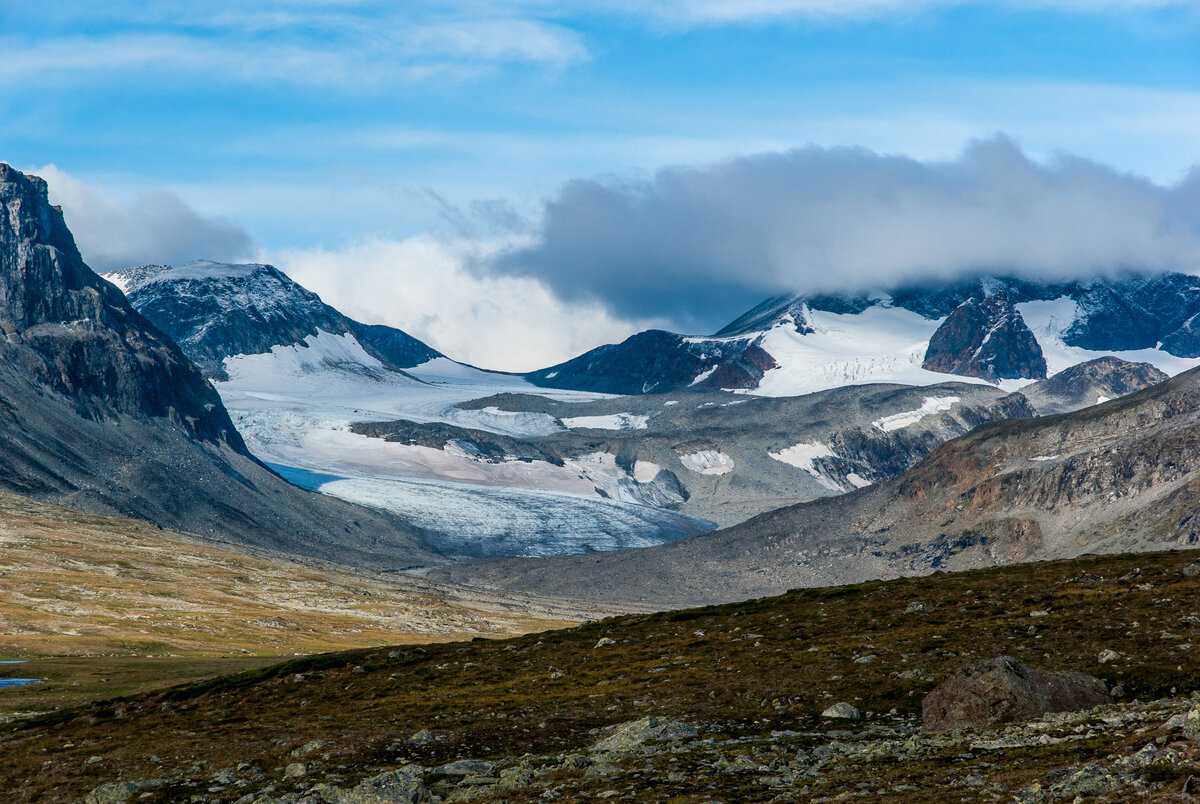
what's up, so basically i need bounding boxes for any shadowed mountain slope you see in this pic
[0,164,433,567]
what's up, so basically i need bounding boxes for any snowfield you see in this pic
[219,343,712,558]
[1016,298,1200,378]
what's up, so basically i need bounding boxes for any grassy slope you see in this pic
[0,490,578,736]
[4,546,1200,801]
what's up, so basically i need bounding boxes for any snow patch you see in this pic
[691,365,718,386]
[679,450,734,476]
[633,460,662,483]
[846,472,873,488]
[1030,454,1061,462]
[447,406,562,437]
[769,441,842,491]
[872,396,960,432]
[223,330,388,381]
[561,413,649,431]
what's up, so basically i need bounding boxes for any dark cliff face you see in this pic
[1062,273,1200,356]
[922,292,1048,381]
[0,164,246,451]
[0,165,431,565]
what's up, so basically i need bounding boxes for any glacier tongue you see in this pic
[218,343,712,557]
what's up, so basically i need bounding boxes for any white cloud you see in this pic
[35,165,257,272]
[273,235,658,371]
[0,7,587,89]
[498,136,1200,330]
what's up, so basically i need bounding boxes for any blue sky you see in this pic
[2,1,1199,368]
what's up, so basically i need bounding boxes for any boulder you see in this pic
[922,656,1111,732]
[342,766,432,804]
[590,717,698,754]
[83,780,168,804]
[821,702,861,720]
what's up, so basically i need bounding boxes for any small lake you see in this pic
[0,661,41,687]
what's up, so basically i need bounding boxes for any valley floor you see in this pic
[5,546,1200,802]
[0,489,597,662]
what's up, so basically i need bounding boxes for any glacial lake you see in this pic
[0,661,40,688]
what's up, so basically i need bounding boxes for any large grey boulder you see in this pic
[922,656,1111,732]
[590,716,698,754]
[340,766,432,804]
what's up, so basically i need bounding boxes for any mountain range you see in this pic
[430,361,1200,607]
[527,274,1200,396]
[7,160,1200,607]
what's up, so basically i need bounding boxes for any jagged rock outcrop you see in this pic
[1021,356,1169,415]
[0,164,431,566]
[922,657,1111,732]
[922,292,1047,380]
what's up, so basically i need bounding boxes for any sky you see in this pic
[2,1,1199,370]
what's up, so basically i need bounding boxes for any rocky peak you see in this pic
[922,290,1047,381]
[1020,356,1169,415]
[0,164,246,449]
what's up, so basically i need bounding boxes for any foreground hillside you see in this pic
[4,548,1200,802]
[432,364,1200,607]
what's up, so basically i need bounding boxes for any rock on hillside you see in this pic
[0,164,432,567]
[922,657,1111,732]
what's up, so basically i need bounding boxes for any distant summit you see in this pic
[106,261,441,381]
[525,273,1200,396]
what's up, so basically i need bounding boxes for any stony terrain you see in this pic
[356,382,1031,527]
[429,364,1200,607]
[6,547,1200,802]
[1020,356,1168,415]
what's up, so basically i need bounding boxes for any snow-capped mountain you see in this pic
[104,261,441,380]
[526,273,1200,396]
[105,260,717,556]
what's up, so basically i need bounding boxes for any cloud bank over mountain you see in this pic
[497,136,1200,332]
[37,165,257,272]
